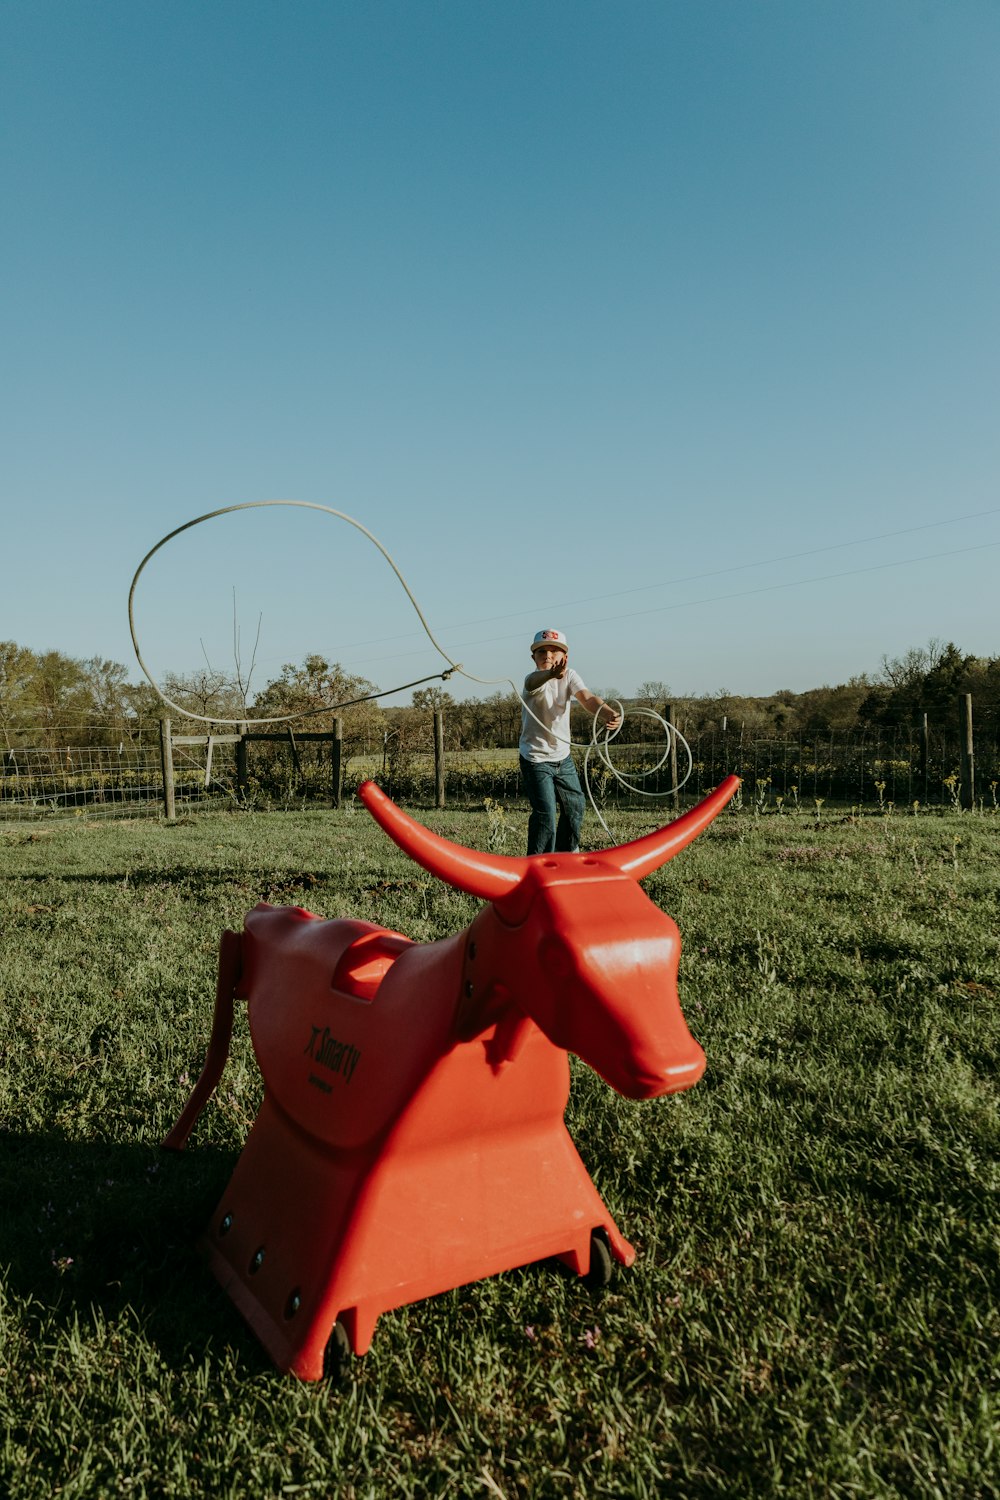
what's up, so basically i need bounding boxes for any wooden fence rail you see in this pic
[160,717,344,819]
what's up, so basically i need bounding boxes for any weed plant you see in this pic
[0,802,997,1498]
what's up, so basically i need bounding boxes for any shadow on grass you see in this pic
[3,868,427,902]
[3,868,322,888]
[0,1124,627,1384]
[0,1128,275,1375]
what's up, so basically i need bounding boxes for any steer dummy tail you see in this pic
[161,927,243,1151]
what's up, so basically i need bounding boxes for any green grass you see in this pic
[1,802,998,1498]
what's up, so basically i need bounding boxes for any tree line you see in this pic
[2,637,998,753]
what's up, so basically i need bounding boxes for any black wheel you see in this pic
[322,1320,353,1383]
[583,1229,614,1291]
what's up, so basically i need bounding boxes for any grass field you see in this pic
[1,797,997,1498]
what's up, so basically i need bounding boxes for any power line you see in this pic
[559,538,1000,635]
[141,503,1000,686]
[331,505,1000,654]
[343,536,1000,672]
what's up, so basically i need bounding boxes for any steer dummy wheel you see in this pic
[322,1321,353,1383]
[583,1229,614,1290]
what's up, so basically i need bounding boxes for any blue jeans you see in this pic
[519,754,585,855]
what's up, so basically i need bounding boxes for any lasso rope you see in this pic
[580,704,693,841]
[128,501,466,727]
[128,499,693,831]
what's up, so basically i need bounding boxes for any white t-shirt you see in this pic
[519,667,587,763]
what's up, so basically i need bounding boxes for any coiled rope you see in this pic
[128,499,692,834]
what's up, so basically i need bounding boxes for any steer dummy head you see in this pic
[357,777,739,1100]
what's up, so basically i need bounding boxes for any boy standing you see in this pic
[518,629,622,855]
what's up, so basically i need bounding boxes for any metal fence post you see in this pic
[159,718,176,821]
[434,710,446,809]
[236,723,248,802]
[960,694,975,810]
[332,716,343,808]
[664,704,679,811]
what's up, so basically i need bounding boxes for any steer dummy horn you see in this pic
[357,776,740,902]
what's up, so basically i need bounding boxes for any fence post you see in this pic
[434,710,446,809]
[331,716,343,808]
[159,718,176,821]
[285,728,302,780]
[918,712,929,803]
[236,723,248,803]
[664,704,679,811]
[959,694,975,810]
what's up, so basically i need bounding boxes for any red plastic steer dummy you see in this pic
[164,775,739,1380]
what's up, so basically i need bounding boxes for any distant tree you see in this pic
[969,656,1000,735]
[82,657,131,722]
[0,642,167,748]
[411,686,456,713]
[684,690,793,737]
[75,656,169,746]
[770,692,798,733]
[117,678,169,744]
[480,689,522,749]
[162,668,246,728]
[684,690,733,734]
[399,685,460,749]
[24,651,93,747]
[456,695,495,748]
[0,642,38,748]
[251,655,384,750]
[860,640,980,728]
[635,679,671,705]
[920,642,979,716]
[791,679,871,735]
[880,640,948,693]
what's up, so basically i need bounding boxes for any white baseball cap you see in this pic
[530,629,568,654]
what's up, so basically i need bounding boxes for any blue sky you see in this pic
[3,0,998,705]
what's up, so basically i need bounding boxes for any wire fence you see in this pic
[672,724,999,811]
[2,718,997,822]
[1,742,165,820]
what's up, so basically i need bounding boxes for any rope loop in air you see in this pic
[128,499,693,827]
